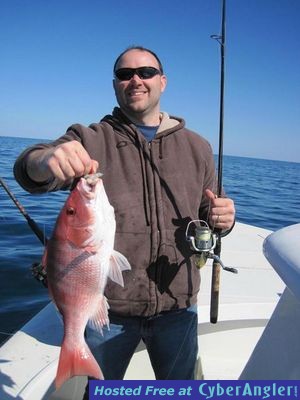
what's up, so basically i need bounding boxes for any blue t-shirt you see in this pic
[136,124,159,142]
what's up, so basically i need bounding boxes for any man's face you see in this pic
[113,49,167,125]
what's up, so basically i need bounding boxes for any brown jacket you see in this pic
[14,108,216,316]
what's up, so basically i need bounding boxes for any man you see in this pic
[14,46,235,384]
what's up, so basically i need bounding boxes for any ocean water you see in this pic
[0,135,299,344]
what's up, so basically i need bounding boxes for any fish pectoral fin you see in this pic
[88,296,109,333]
[107,251,131,287]
[113,250,132,271]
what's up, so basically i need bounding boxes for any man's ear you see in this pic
[160,74,167,93]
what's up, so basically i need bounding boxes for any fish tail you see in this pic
[55,340,103,389]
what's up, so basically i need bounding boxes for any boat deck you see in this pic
[0,222,286,399]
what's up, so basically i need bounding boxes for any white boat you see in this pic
[1,221,300,400]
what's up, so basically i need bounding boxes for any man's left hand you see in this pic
[205,189,235,231]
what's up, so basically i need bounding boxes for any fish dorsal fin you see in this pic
[107,251,131,287]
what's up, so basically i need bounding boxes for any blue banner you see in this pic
[89,380,299,400]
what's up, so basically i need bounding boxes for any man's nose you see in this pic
[130,73,142,82]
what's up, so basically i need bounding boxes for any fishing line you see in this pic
[206,175,219,231]
[0,331,14,337]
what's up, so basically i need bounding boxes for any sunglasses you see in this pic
[114,66,161,81]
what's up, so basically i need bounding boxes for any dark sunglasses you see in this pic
[114,66,161,81]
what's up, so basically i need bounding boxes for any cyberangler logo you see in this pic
[198,382,298,400]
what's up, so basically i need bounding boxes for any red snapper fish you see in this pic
[43,173,131,389]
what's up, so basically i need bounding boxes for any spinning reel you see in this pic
[185,220,237,273]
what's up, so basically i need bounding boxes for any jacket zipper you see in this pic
[149,140,163,314]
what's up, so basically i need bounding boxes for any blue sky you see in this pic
[1,0,299,162]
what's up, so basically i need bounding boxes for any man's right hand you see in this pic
[27,140,99,183]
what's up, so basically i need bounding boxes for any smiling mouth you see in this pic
[128,90,147,98]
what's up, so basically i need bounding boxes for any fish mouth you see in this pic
[79,173,103,198]
[83,172,103,185]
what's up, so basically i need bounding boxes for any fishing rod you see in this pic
[210,0,226,323]
[0,177,48,286]
[185,0,237,325]
[0,177,48,246]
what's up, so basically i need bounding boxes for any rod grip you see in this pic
[210,261,221,323]
[210,235,221,323]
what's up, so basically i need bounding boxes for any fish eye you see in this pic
[66,207,76,216]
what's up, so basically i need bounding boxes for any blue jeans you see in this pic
[85,304,198,380]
